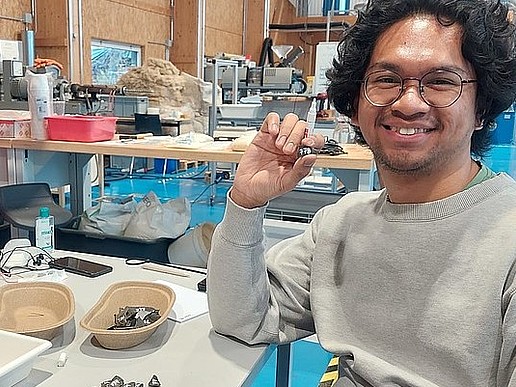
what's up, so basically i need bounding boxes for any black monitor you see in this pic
[134,113,162,135]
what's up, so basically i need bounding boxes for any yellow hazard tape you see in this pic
[318,356,339,387]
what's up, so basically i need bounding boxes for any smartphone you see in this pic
[49,257,113,278]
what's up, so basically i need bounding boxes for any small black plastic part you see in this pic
[297,146,314,158]
[148,374,161,387]
[197,277,207,292]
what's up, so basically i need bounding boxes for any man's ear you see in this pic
[474,114,484,131]
[350,113,359,126]
[350,98,359,126]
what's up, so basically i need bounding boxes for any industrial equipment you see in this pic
[0,60,148,116]
[220,66,306,103]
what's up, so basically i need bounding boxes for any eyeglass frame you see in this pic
[359,69,477,108]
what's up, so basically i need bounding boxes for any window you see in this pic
[91,39,141,85]
[297,0,365,17]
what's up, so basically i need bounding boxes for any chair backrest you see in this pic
[0,182,73,231]
[0,183,54,212]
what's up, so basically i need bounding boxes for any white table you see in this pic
[4,250,274,387]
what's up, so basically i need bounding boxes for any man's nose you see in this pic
[394,79,428,108]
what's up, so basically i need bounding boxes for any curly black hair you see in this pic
[326,0,516,157]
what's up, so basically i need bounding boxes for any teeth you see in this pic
[390,127,430,135]
[399,128,416,135]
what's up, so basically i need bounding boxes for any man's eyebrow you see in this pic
[367,62,472,76]
[366,62,401,73]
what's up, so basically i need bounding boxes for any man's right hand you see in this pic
[230,112,325,209]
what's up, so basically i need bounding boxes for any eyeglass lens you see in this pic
[364,70,464,108]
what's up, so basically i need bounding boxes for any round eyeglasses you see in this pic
[361,69,477,108]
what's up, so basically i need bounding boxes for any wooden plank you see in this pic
[244,0,266,61]
[205,28,242,57]
[206,0,243,36]
[171,62,197,76]
[171,0,198,71]
[32,0,70,78]
[105,0,171,16]
[34,38,68,47]
[0,0,31,40]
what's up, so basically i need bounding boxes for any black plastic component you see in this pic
[148,375,161,387]
[0,223,11,249]
[197,277,207,292]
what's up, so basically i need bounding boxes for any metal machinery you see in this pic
[0,59,150,175]
[0,60,148,117]
[206,41,307,104]
[219,66,306,103]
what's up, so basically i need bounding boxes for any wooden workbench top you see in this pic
[3,137,374,170]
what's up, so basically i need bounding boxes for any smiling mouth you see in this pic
[384,126,434,136]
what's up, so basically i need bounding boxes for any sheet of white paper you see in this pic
[154,279,208,323]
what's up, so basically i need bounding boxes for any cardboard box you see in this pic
[0,110,31,138]
[0,119,31,138]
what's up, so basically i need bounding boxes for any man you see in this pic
[207,0,516,385]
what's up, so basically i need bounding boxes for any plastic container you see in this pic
[27,71,53,140]
[0,119,31,138]
[0,330,51,386]
[46,115,117,142]
[35,207,54,253]
[0,110,32,138]
[218,104,262,119]
[56,217,176,263]
[154,158,178,174]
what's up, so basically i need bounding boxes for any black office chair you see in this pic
[0,183,73,241]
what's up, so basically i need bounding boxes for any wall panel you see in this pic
[2,0,350,85]
[82,0,171,83]
[0,1,32,40]
[244,0,266,63]
[170,0,198,74]
[205,28,242,57]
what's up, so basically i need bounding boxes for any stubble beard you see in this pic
[371,145,449,177]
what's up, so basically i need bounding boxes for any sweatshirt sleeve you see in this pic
[207,190,318,345]
[498,269,516,386]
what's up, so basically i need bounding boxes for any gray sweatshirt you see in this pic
[207,173,516,386]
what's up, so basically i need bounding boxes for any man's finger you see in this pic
[260,112,280,135]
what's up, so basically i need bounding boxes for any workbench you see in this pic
[0,137,375,216]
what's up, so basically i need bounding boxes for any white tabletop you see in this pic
[5,250,272,387]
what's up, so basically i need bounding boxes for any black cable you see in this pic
[258,38,274,67]
[104,172,129,182]
[0,246,54,276]
[190,176,223,204]
[269,21,349,30]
